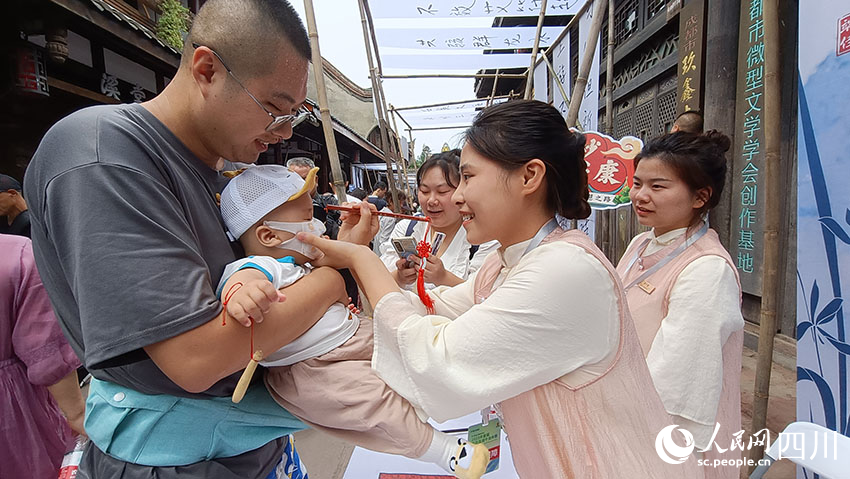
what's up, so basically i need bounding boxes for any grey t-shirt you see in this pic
[24,103,243,398]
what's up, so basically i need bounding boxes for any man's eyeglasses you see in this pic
[193,43,302,132]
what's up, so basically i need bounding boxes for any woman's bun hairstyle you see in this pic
[634,129,731,213]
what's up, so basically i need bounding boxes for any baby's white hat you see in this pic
[220,164,318,240]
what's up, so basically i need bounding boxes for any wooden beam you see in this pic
[47,76,119,104]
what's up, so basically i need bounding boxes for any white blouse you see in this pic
[371,239,620,422]
[378,218,499,290]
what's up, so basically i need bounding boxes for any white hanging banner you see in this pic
[370,0,585,19]
[577,1,600,131]
[551,37,570,116]
[533,59,548,102]
[382,52,532,70]
[376,26,564,50]
[406,110,481,125]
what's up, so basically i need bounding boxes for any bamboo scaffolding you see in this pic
[393,95,511,112]
[524,0,549,99]
[749,0,782,468]
[530,0,594,82]
[390,107,414,132]
[383,73,528,79]
[540,54,571,112]
[358,0,400,212]
[488,69,501,106]
[565,0,607,127]
[388,104,414,201]
[302,0,346,202]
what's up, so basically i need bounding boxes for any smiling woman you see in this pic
[378,150,499,290]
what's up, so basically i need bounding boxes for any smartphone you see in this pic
[391,236,418,259]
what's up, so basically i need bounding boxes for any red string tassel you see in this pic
[415,226,436,315]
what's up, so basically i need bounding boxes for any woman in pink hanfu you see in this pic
[0,234,86,478]
[297,100,704,478]
[617,131,745,479]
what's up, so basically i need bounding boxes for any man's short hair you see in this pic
[286,157,316,169]
[0,174,23,192]
[373,180,388,191]
[184,0,311,77]
[672,110,704,134]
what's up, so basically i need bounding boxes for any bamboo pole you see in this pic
[524,0,549,99]
[749,0,781,468]
[594,0,615,258]
[383,73,528,79]
[565,0,607,127]
[541,53,571,112]
[363,0,405,208]
[390,107,414,132]
[605,0,614,136]
[358,0,400,212]
[388,104,414,203]
[302,0,346,202]
[488,69,501,106]
[394,95,511,112]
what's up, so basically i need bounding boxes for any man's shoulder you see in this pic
[26,103,185,194]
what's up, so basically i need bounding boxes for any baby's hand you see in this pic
[224,279,286,327]
[345,297,361,316]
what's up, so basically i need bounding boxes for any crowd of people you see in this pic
[2,1,746,478]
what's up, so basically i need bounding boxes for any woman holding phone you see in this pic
[379,150,498,289]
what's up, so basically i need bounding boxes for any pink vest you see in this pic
[617,228,743,479]
[474,228,703,478]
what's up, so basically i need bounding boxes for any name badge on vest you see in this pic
[638,280,656,295]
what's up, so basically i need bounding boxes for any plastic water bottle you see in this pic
[57,435,88,479]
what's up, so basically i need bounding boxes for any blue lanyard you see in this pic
[623,222,709,292]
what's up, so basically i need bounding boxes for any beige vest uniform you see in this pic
[474,228,704,478]
[617,228,743,479]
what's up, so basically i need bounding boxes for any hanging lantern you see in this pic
[16,45,49,96]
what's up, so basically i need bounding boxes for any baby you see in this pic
[218,165,488,479]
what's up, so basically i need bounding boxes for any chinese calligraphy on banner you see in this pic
[676,0,705,114]
[583,131,641,210]
[730,0,766,294]
[796,3,850,472]
[551,39,570,116]
[370,0,583,19]
[376,26,564,50]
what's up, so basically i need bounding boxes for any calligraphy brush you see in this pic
[325,205,431,223]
